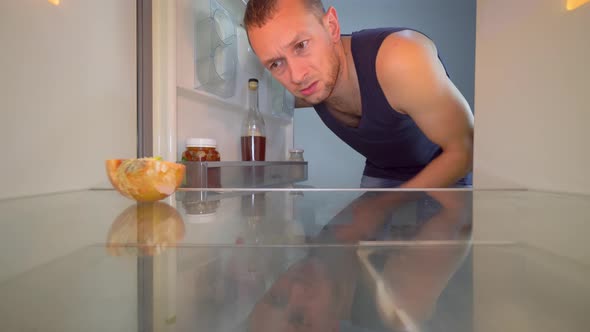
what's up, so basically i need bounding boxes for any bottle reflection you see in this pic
[247,191,473,332]
[106,202,185,257]
[240,193,267,243]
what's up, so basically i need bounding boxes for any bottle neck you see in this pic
[248,87,258,111]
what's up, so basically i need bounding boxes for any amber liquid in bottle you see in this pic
[240,136,266,161]
[241,78,267,161]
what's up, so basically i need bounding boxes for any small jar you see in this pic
[288,149,304,162]
[182,138,221,162]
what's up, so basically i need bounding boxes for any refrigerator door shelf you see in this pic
[194,4,237,98]
[179,161,308,189]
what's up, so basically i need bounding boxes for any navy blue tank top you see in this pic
[313,27,472,185]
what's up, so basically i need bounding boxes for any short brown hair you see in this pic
[243,0,326,30]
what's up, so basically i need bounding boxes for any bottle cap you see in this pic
[186,138,217,147]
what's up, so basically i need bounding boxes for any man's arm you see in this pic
[376,31,474,188]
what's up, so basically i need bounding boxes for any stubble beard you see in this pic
[305,44,341,106]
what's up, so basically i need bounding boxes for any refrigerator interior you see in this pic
[175,0,295,163]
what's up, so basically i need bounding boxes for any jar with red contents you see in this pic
[182,138,221,188]
[182,138,221,162]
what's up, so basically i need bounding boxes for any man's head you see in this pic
[244,0,343,105]
[244,0,325,30]
[247,257,340,332]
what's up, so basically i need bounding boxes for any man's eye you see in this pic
[296,40,308,50]
[269,60,283,71]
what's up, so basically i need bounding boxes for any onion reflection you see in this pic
[106,202,185,257]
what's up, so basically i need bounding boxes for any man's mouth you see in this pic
[300,81,318,97]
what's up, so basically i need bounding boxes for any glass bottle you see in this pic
[241,78,266,161]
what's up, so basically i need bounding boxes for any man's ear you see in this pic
[323,6,341,42]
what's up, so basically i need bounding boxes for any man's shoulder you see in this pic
[380,29,435,52]
[350,27,411,40]
[373,30,441,113]
[351,28,436,59]
[350,27,429,40]
[376,30,437,67]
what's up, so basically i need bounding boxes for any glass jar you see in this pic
[182,138,221,162]
[288,149,304,162]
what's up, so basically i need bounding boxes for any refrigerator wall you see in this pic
[0,0,137,199]
[473,0,590,194]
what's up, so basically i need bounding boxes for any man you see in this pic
[244,0,474,188]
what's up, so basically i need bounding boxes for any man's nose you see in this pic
[289,58,309,85]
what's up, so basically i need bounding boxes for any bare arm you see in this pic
[376,31,474,188]
[380,191,472,328]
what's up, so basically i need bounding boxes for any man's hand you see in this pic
[376,30,474,188]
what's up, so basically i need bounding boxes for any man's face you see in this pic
[248,258,339,332]
[247,0,340,105]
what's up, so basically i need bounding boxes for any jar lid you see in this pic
[186,138,217,147]
[248,78,259,90]
[289,148,304,153]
